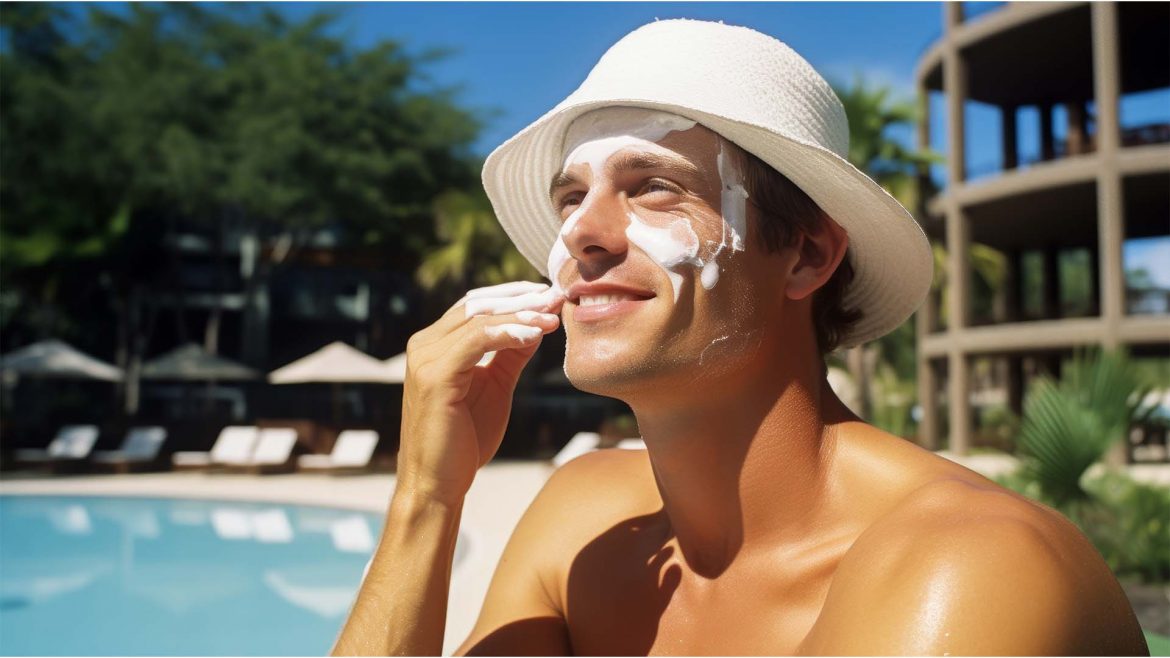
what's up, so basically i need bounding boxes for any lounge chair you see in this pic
[172,426,259,471]
[552,431,601,468]
[91,426,167,473]
[297,430,379,474]
[617,438,646,450]
[15,425,100,471]
[233,427,298,474]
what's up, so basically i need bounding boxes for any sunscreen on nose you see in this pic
[551,107,748,302]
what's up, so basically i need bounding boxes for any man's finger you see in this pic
[464,281,549,300]
[464,288,563,318]
[420,282,555,345]
[436,312,560,373]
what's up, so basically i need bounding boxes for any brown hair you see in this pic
[727,140,862,355]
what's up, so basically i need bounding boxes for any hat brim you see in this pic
[482,98,933,349]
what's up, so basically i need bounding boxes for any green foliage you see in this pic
[869,362,917,438]
[829,74,942,424]
[830,73,942,210]
[416,188,540,297]
[1082,472,1170,583]
[996,470,1170,584]
[1,3,484,347]
[931,242,1006,328]
[1017,349,1156,506]
[996,349,1168,585]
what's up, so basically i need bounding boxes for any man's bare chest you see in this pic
[556,522,848,656]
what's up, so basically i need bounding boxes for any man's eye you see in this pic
[557,193,583,210]
[639,180,680,196]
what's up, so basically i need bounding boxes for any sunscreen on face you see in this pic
[551,108,749,302]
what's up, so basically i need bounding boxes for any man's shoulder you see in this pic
[846,476,1088,575]
[543,447,658,514]
[806,476,1145,654]
[521,448,657,540]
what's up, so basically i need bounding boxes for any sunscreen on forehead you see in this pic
[549,107,748,301]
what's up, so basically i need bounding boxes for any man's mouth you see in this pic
[578,293,648,307]
[566,282,656,322]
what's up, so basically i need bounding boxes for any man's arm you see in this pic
[453,462,582,656]
[801,502,1149,656]
[331,483,464,656]
[331,281,564,656]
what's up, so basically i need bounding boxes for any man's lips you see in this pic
[565,281,656,322]
[565,281,656,305]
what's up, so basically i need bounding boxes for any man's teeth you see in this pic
[579,294,639,306]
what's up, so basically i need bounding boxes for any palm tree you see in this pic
[1017,349,1155,506]
[830,74,942,422]
[833,72,940,210]
[416,187,540,299]
[832,74,1008,431]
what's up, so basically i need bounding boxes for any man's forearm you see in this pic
[332,485,464,656]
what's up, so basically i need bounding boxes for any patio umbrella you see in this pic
[140,343,259,420]
[269,342,398,384]
[269,342,399,425]
[0,339,123,381]
[140,343,260,381]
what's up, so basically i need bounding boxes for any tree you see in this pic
[829,74,941,425]
[416,187,540,303]
[1,3,486,412]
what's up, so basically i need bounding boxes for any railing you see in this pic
[958,122,1170,182]
[961,1,1008,24]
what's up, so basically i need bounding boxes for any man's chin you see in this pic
[562,347,678,399]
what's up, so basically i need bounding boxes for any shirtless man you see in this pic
[333,19,1148,656]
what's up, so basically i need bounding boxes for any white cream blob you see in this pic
[698,139,750,291]
[549,107,750,303]
[623,212,701,302]
[545,207,579,298]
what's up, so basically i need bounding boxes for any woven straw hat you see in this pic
[481,18,932,348]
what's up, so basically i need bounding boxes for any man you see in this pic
[333,19,1148,656]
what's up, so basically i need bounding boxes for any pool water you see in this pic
[0,495,468,656]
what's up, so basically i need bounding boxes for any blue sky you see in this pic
[279,2,1166,283]
[282,2,943,155]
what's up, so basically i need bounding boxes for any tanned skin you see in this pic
[331,121,1149,656]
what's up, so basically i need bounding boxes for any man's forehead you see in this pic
[560,108,718,159]
[551,108,718,191]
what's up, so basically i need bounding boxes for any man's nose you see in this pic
[561,191,629,270]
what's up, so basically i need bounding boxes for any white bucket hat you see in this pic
[481,18,932,349]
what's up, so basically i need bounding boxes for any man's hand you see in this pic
[331,281,562,657]
[398,281,563,503]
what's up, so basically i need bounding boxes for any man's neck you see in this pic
[630,346,851,579]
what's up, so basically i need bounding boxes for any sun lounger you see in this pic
[91,426,167,473]
[15,425,100,471]
[552,431,602,468]
[617,438,646,450]
[172,426,259,471]
[297,430,379,474]
[235,427,299,474]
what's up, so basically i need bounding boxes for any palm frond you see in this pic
[1017,349,1154,506]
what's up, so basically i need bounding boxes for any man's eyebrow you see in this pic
[547,151,703,202]
[610,151,702,180]
[548,170,582,203]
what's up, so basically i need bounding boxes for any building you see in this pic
[913,2,1170,457]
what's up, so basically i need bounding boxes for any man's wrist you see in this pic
[389,475,466,521]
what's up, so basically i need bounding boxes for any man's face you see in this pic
[548,108,791,396]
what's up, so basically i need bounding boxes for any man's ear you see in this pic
[784,218,849,301]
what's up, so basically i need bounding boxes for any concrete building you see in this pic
[913,2,1170,456]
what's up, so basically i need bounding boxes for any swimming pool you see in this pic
[0,494,469,656]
